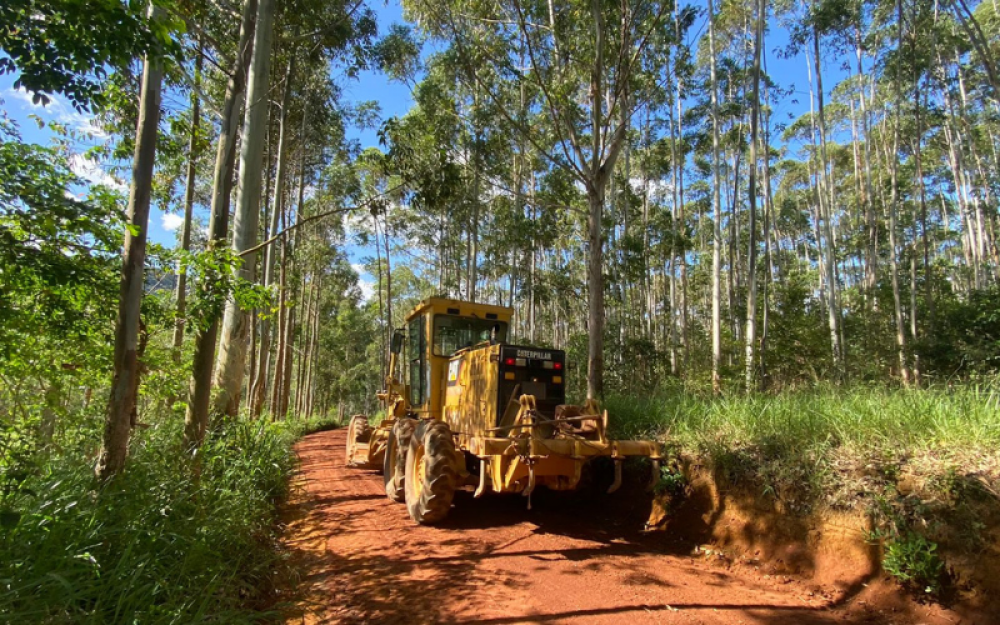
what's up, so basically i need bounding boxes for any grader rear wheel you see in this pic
[383,418,415,502]
[344,415,369,467]
[404,420,457,524]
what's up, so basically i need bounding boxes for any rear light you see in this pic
[542,361,554,370]
[504,357,515,366]
[554,362,563,370]
[516,358,526,367]
[504,372,515,380]
[553,376,562,384]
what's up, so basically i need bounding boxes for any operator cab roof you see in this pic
[404,297,514,324]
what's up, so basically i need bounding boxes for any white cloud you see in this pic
[4,86,110,139]
[358,280,375,302]
[161,212,185,232]
[350,263,375,302]
[6,86,41,109]
[68,154,127,192]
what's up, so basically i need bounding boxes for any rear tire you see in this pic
[404,420,458,524]
[383,418,415,502]
[345,415,368,467]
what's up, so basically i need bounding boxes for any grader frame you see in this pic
[345,297,662,524]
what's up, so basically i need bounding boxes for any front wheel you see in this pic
[404,420,458,524]
[383,418,415,502]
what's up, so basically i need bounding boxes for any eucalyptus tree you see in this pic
[185,0,259,446]
[97,5,168,481]
[210,0,276,418]
[744,0,765,391]
[404,0,678,399]
[207,0,377,421]
[171,50,204,365]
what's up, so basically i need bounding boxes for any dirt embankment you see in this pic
[278,429,977,624]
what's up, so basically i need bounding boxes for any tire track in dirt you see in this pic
[280,428,961,625]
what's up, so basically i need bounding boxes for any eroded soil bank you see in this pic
[654,458,1000,623]
[279,428,978,624]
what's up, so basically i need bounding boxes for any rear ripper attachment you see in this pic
[344,297,662,525]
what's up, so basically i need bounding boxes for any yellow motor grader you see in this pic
[344,297,662,524]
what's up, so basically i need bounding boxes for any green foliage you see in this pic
[183,247,273,333]
[606,383,1000,513]
[0,117,121,377]
[0,0,180,111]
[914,288,1000,375]
[883,533,945,594]
[0,415,333,623]
[653,465,688,498]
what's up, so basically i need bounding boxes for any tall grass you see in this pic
[0,416,336,624]
[606,382,1000,511]
[608,382,1000,451]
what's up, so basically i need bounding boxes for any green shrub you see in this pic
[883,533,945,594]
[653,465,687,498]
[0,416,330,624]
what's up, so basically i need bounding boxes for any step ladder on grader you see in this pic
[344,297,662,525]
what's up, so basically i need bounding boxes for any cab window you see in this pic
[433,316,508,356]
[408,316,426,407]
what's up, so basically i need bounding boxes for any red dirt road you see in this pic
[280,428,964,625]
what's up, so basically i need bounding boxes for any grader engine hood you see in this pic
[497,345,566,419]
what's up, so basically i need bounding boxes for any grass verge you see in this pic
[0,415,337,624]
[606,382,1000,594]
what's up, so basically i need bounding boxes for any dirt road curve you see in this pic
[280,429,960,625]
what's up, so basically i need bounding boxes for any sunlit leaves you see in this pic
[0,0,178,111]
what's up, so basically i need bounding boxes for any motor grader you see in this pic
[345,297,662,524]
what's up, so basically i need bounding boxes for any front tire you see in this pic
[383,418,415,502]
[404,420,458,524]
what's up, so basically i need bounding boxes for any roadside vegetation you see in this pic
[609,382,1000,593]
[610,382,999,507]
[1,410,337,623]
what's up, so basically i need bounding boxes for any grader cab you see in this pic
[344,297,662,524]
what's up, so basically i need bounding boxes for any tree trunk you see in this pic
[97,5,164,480]
[293,274,311,416]
[279,276,299,418]
[708,0,723,395]
[269,242,288,415]
[171,49,202,366]
[812,26,843,379]
[305,286,322,416]
[250,51,295,418]
[185,0,257,447]
[889,0,910,384]
[211,0,276,418]
[744,0,764,393]
[586,184,605,400]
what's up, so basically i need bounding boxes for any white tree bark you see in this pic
[708,0,723,395]
[185,0,257,446]
[212,0,276,417]
[97,5,164,480]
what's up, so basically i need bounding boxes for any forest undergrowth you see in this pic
[0,414,337,624]
[609,381,1000,511]
[608,381,1000,593]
